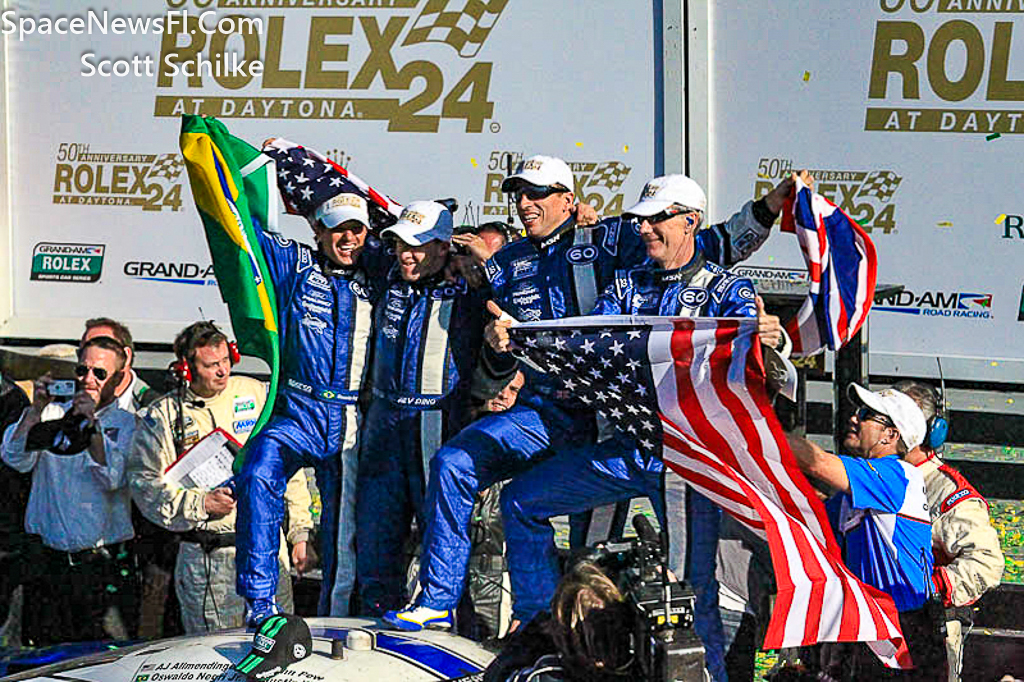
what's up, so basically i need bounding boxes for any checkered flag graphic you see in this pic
[857,171,901,202]
[586,162,630,193]
[403,0,509,58]
[147,154,185,182]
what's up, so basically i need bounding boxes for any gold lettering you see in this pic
[987,21,1024,100]
[926,20,984,101]
[262,17,300,88]
[869,22,925,99]
[304,17,352,88]
[158,15,206,87]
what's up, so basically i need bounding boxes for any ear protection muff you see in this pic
[171,322,240,385]
[926,384,949,450]
[226,340,241,365]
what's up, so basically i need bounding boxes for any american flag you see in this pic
[508,315,910,666]
[781,177,877,357]
[261,138,403,231]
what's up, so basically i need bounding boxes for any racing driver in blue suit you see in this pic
[234,183,388,624]
[385,155,798,635]
[356,201,493,616]
[497,173,804,681]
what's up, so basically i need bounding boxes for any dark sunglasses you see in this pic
[642,207,694,225]
[74,364,109,381]
[514,183,566,201]
[856,406,895,428]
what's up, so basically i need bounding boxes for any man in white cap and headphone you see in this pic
[788,384,946,679]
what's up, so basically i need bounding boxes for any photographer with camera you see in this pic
[484,561,640,682]
[1,335,137,645]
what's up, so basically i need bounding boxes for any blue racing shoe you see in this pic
[382,605,453,632]
[244,597,279,629]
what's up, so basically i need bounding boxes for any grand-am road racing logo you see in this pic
[867,0,1024,134]
[52,143,184,212]
[732,266,810,293]
[752,157,902,233]
[155,0,508,132]
[482,151,632,218]
[31,243,105,282]
[876,288,994,319]
[123,260,218,286]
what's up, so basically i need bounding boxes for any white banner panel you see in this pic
[2,0,657,343]
[705,0,1024,371]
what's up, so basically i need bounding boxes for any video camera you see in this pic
[584,514,707,682]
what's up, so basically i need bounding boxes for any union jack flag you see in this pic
[508,315,909,666]
[261,138,403,231]
[781,178,877,356]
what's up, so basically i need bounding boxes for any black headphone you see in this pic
[170,321,240,385]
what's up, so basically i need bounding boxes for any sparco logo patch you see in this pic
[31,243,105,283]
[52,143,184,211]
[155,1,509,132]
[565,244,598,265]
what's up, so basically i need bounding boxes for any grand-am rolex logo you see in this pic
[52,143,184,211]
[866,0,1024,134]
[483,151,632,218]
[752,157,902,233]
[155,0,508,132]
[31,243,105,282]
[875,288,994,319]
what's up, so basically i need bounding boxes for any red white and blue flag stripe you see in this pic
[509,315,909,667]
[261,138,403,231]
[781,177,877,356]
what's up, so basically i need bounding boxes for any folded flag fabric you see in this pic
[179,115,281,468]
[261,138,402,232]
[781,177,877,357]
[508,315,910,667]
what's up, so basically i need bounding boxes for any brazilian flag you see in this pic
[179,116,279,471]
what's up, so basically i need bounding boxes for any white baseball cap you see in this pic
[314,193,370,229]
[623,174,707,218]
[380,201,454,245]
[848,383,927,450]
[501,155,574,194]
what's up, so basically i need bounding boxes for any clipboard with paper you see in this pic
[164,428,241,490]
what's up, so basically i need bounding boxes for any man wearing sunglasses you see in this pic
[386,156,793,635]
[1,336,136,645]
[787,384,943,679]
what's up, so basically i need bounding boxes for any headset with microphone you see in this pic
[168,321,239,454]
[169,321,240,386]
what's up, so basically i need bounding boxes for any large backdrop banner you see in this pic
[2,0,654,342]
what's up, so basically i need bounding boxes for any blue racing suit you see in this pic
[412,199,775,618]
[500,254,758,681]
[356,267,488,615]
[236,231,386,616]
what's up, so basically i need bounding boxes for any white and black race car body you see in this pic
[0,618,492,682]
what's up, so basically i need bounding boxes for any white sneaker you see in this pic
[382,604,453,631]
